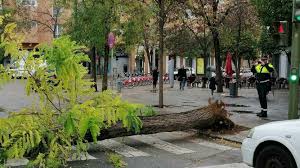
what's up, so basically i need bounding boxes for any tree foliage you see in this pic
[0,35,144,167]
[186,0,242,92]
[0,14,23,86]
[257,27,279,55]
[251,0,293,26]
[220,1,259,61]
[251,0,293,55]
[221,28,258,60]
[165,28,203,58]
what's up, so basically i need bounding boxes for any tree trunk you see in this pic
[92,46,98,92]
[143,32,152,72]
[247,59,251,68]
[99,53,101,81]
[204,53,209,76]
[102,44,109,91]
[89,101,234,141]
[158,0,165,108]
[235,4,242,95]
[212,30,223,93]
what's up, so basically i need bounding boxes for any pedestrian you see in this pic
[225,75,230,88]
[202,76,208,88]
[209,76,217,95]
[152,67,159,92]
[178,65,187,90]
[251,56,274,118]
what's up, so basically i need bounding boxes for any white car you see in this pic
[242,120,300,168]
[9,61,28,79]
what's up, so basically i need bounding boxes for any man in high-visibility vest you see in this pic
[251,56,274,117]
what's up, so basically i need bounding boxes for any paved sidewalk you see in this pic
[119,82,299,143]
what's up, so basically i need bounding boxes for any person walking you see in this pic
[178,65,187,90]
[251,56,274,118]
[152,67,159,92]
[209,76,217,95]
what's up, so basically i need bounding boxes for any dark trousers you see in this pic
[256,82,268,111]
[179,78,186,90]
[153,79,158,89]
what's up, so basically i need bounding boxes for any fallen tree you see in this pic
[0,35,235,167]
[93,99,235,141]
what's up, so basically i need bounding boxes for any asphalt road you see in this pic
[67,131,248,168]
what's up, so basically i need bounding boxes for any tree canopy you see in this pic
[251,0,293,26]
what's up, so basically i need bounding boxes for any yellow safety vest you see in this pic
[255,64,274,74]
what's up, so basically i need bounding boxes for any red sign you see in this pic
[108,32,115,49]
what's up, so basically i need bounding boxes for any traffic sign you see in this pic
[108,32,115,49]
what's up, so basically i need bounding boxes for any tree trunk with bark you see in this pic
[158,0,165,108]
[102,44,109,91]
[234,3,242,96]
[143,32,152,72]
[212,30,223,93]
[88,100,234,141]
[92,46,98,92]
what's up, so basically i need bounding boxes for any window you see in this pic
[54,24,62,38]
[20,0,37,7]
[53,7,63,17]
[23,21,37,30]
[31,21,37,29]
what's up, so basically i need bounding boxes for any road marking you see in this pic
[196,163,250,168]
[68,152,97,161]
[97,139,150,157]
[130,135,195,155]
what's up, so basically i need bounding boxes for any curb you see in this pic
[198,130,249,144]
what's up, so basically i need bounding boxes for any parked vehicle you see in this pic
[242,120,300,168]
[232,68,253,78]
[8,60,28,79]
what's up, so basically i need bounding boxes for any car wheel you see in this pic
[255,145,297,168]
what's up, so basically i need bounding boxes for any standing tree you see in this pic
[154,0,183,108]
[251,0,293,58]
[68,0,121,92]
[186,0,240,92]
[123,1,158,72]
[127,0,181,108]
[175,8,213,75]
[219,1,259,95]
[251,0,292,26]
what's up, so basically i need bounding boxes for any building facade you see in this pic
[3,0,65,50]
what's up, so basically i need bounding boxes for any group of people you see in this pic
[152,65,216,92]
[151,65,188,91]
